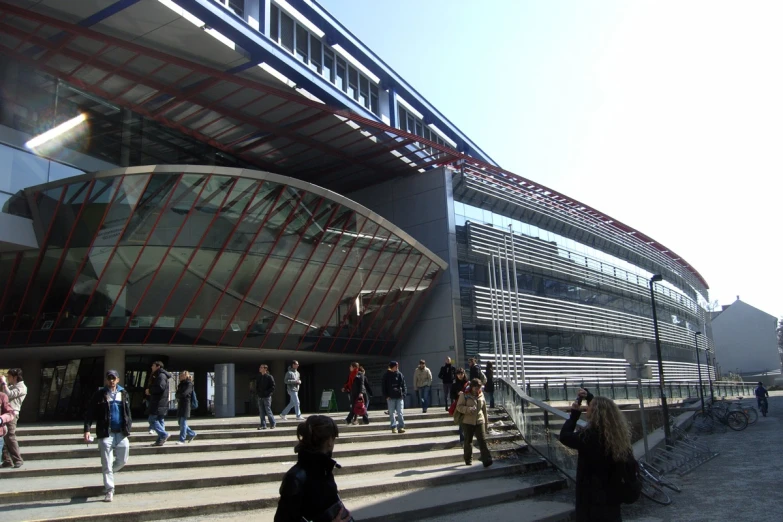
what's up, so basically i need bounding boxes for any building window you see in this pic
[267,2,380,115]
[398,104,453,155]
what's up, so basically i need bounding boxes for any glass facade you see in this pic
[0,166,444,355]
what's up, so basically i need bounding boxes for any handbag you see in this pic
[448,399,457,415]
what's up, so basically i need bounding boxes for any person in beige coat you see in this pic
[413,360,433,413]
[456,378,493,467]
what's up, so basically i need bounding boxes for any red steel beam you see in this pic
[250,202,340,348]
[294,214,377,351]
[381,268,443,356]
[67,174,171,343]
[46,176,132,340]
[192,185,287,345]
[26,179,97,343]
[167,180,266,344]
[116,174,214,344]
[141,177,239,344]
[278,209,354,350]
[5,185,66,342]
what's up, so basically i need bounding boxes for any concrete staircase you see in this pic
[1,409,574,521]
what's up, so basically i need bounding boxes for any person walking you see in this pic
[484,361,495,408]
[255,364,276,430]
[456,378,493,468]
[413,360,432,413]
[0,389,16,458]
[382,361,407,434]
[0,368,27,468]
[450,368,469,444]
[175,371,197,444]
[280,361,303,421]
[83,370,132,503]
[559,389,633,522]
[274,415,352,522]
[145,361,171,446]
[438,357,456,411]
[345,365,369,425]
[468,358,485,384]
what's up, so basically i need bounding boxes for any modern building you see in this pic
[710,298,781,385]
[0,0,717,420]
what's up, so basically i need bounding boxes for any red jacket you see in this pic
[0,393,15,437]
[342,368,358,393]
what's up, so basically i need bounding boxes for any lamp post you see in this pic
[706,347,715,403]
[648,274,672,445]
[694,331,705,414]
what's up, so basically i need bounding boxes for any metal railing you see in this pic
[496,377,586,481]
[522,381,755,403]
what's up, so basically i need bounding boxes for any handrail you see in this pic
[496,376,585,482]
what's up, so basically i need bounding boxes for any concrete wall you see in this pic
[712,300,780,375]
[347,168,462,380]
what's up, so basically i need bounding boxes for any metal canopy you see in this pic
[0,0,709,293]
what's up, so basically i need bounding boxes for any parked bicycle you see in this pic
[693,402,748,432]
[638,460,680,505]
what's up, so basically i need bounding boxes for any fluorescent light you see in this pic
[275,0,325,38]
[427,123,457,147]
[259,63,296,88]
[332,44,380,84]
[396,95,423,119]
[158,0,205,27]
[26,114,87,149]
[205,28,236,50]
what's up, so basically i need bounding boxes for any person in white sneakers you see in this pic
[280,361,303,421]
[84,370,132,503]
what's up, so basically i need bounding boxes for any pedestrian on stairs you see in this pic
[456,378,493,468]
[382,361,407,433]
[1,368,27,468]
[413,359,432,413]
[280,361,303,421]
[83,370,132,503]
[254,364,276,430]
[146,361,171,446]
[450,368,469,443]
[175,371,197,444]
[275,415,352,522]
[345,365,369,425]
[0,389,16,458]
[438,357,456,411]
[559,389,632,522]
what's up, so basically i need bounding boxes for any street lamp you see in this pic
[648,274,672,445]
[706,347,715,403]
[694,331,705,414]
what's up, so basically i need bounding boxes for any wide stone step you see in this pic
[17,414,511,446]
[3,459,532,521]
[160,470,569,522]
[17,410,469,437]
[0,435,528,479]
[13,424,519,460]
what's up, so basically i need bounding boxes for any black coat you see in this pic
[438,364,456,384]
[176,380,193,418]
[485,368,495,393]
[559,410,623,522]
[450,378,468,402]
[350,371,368,405]
[83,385,132,439]
[274,450,341,522]
[469,365,482,382]
[381,370,406,399]
[255,373,275,398]
[148,369,171,416]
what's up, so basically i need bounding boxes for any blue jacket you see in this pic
[84,385,132,439]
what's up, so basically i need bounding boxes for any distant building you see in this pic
[711,298,781,384]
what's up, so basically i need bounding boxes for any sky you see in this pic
[319,0,783,319]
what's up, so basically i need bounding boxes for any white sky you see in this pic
[322,0,783,318]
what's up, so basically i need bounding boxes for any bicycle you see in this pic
[758,397,768,417]
[731,397,758,425]
[693,403,748,432]
[638,460,680,505]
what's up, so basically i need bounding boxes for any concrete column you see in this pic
[104,348,125,383]
[193,366,209,417]
[214,363,236,418]
[269,360,286,412]
[18,358,41,423]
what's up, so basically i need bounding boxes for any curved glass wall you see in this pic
[0,166,445,355]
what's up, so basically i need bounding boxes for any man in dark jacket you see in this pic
[84,370,132,503]
[255,364,276,430]
[381,361,407,434]
[438,357,456,411]
[145,361,171,446]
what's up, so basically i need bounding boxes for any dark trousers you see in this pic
[2,417,22,465]
[462,423,492,465]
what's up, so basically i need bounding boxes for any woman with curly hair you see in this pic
[559,388,633,522]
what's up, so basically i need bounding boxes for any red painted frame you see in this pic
[381,268,443,356]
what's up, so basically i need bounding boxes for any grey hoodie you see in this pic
[285,367,301,393]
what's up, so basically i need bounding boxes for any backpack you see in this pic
[616,455,642,504]
[191,389,199,409]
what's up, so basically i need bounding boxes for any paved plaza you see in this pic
[623,392,783,522]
